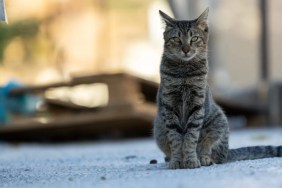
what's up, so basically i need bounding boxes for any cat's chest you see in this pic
[165,85,190,104]
[161,78,202,104]
[162,76,205,92]
[161,75,206,106]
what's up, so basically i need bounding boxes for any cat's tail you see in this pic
[227,145,282,162]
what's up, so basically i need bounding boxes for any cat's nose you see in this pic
[182,46,190,54]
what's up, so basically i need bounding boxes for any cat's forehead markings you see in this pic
[176,21,192,35]
[189,30,194,36]
[188,30,192,37]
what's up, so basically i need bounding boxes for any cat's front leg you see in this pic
[158,95,183,169]
[166,128,183,169]
[182,128,201,169]
[182,88,206,169]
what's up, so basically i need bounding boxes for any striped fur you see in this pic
[154,9,282,169]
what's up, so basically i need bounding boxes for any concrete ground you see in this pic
[0,128,282,188]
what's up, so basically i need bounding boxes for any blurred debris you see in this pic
[124,155,137,160]
[149,159,158,164]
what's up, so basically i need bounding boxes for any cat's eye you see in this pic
[172,37,181,43]
[191,36,198,42]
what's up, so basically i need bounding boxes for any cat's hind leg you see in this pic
[197,110,229,166]
[211,134,229,164]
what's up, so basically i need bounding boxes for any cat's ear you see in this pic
[196,8,209,32]
[159,10,175,29]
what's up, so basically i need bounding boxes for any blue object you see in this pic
[0,80,41,125]
[0,90,9,124]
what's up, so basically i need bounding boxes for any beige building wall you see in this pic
[0,0,281,88]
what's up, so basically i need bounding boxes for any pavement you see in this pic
[0,128,282,188]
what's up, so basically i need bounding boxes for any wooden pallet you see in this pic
[0,73,157,142]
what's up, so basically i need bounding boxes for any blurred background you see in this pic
[0,0,281,142]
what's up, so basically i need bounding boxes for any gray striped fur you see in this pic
[154,8,282,169]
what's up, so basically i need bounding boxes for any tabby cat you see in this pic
[154,8,282,169]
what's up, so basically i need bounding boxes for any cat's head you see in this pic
[160,8,209,62]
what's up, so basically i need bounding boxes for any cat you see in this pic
[154,8,282,169]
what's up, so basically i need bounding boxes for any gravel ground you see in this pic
[0,128,282,188]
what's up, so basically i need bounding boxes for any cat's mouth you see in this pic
[182,53,196,61]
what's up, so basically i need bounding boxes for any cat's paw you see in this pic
[199,155,213,166]
[183,158,201,169]
[168,160,182,169]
